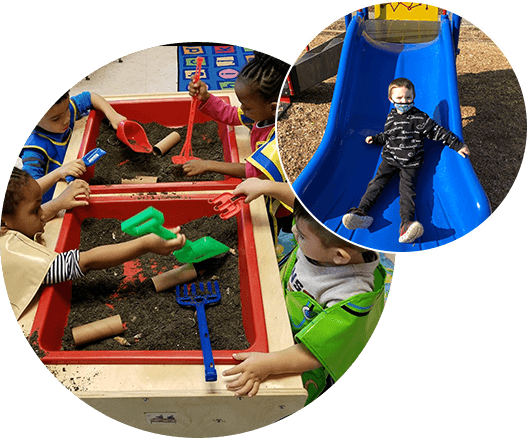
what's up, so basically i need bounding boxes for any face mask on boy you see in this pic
[393,101,414,114]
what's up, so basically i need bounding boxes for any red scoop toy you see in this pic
[116,120,153,153]
[172,56,205,165]
[209,193,246,220]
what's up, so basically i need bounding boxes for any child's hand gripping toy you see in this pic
[65,148,107,183]
[121,206,229,264]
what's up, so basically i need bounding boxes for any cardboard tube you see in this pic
[152,264,197,292]
[72,315,124,346]
[153,132,181,156]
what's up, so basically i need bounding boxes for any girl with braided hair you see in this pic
[188,51,293,242]
[186,51,288,179]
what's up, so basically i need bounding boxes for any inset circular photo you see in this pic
[278,4,526,252]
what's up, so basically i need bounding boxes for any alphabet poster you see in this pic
[178,45,254,92]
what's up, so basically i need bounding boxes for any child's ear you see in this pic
[332,248,352,265]
[1,216,13,231]
[270,100,278,115]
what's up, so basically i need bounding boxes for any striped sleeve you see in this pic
[43,250,84,285]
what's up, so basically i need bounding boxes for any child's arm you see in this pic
[223,344,321,397]
[35,159,87,194]
[421,117,470,158]
[90,93,127,130]
[183,160,247,178]
[366,132,386,145]
[233,178,295,208]
[78,229,185,273]
[190,80,248,127]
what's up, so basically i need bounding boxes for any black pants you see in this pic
[358,159,418,224]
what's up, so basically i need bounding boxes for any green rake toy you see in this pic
[121,206,229,264]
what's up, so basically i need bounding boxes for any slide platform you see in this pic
[293,12,490,252]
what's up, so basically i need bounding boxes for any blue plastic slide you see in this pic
[292,11,490,252]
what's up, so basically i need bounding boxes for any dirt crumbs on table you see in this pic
[62,215,249,351]
[91,120,225,184]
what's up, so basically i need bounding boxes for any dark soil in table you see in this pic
[90,120,225,184]
[61,214,250,352]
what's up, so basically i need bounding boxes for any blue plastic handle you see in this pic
[66,148,107,183]
[176,282,220,382]
[194,282,218,382]
[196,306,217,381]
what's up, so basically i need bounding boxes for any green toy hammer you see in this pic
[121,206,229,264]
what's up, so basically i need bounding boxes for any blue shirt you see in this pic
[20,92,93,202]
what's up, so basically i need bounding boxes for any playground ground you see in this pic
[277,18,527,212]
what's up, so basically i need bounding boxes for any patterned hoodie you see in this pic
[372,106,464,168]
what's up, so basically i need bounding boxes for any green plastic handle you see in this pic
[121,206,176,240]
[122,206,229,263]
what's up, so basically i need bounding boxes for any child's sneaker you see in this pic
[399,221,424,243]
[342,208,373,229]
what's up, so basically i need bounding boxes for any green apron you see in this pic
[280,248,387,405]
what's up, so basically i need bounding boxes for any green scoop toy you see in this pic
[121,206,229,264]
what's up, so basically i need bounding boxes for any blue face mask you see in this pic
[393,101,414,113]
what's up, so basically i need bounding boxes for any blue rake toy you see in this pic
[176,281,221,382]
[66,148,107,183]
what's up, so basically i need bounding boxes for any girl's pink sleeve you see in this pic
[245,161,263,178]
[199,94,242,126]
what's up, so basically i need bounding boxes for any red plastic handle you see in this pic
[182,56,205,156]
[188,57,204,117]
[192,57,204,84]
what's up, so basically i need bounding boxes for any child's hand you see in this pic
[188,79,210,102]
[143,227,186,255]
[90,93,127,130]
[109,113,127,130]
[55,179,90,210]
[233,178,268,203]
[458,145,470,158]
[365,136,374,144]
[41,179,91,221]
[222,352,273,397]
[182,159,212,176]
[58,159,87,180]
[234,179,296,208]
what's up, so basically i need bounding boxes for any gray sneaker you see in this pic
[398,221,424,243]
[342,208,373,229]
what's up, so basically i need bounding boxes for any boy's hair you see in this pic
[35,91,70,132]
[238,51,290,102]
[55,90,70,105]
[388,77,415,99]
[293,198,369,253]
[2,167,32,218]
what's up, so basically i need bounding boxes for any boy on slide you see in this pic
[342,78,470,243]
